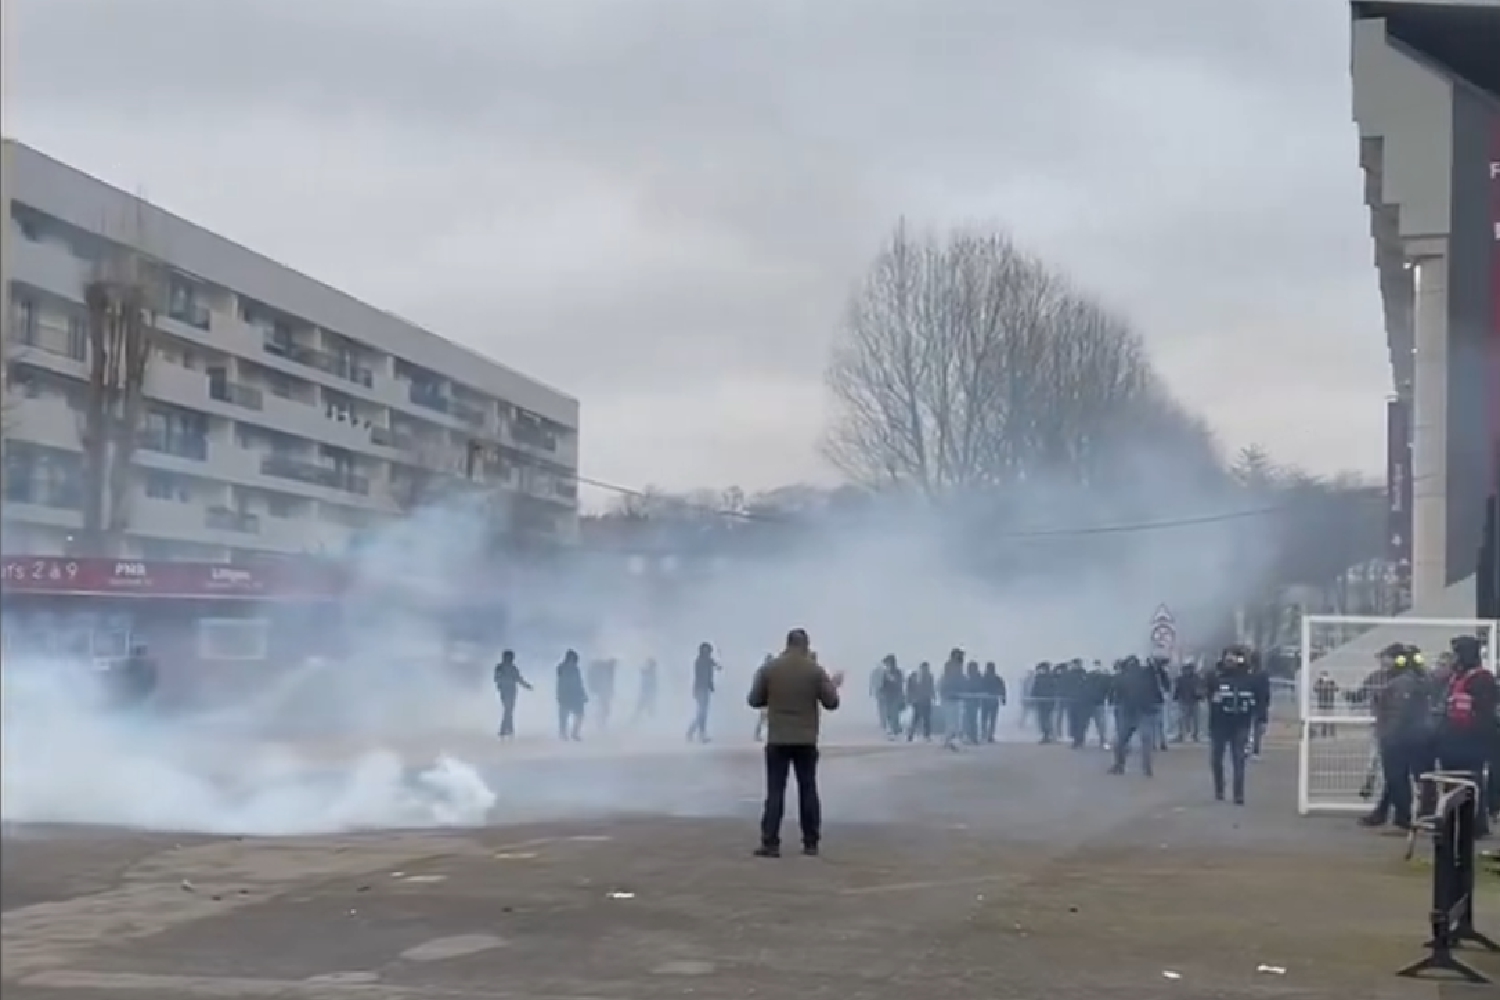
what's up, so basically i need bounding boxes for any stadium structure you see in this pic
[1297,1,1500,816]
[1351,0,1500,617]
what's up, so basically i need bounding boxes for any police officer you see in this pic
[492,649,532,740]
[1435,635,1498,837]
[1357,644,1431,830]
[1207,647,1258,805]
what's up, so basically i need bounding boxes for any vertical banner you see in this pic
[1489,119,1500,491]
[1387,397,1413,611]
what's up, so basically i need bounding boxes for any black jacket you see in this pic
[1113,663,1163,715]
[1206,667,1257,729]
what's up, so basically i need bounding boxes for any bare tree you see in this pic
[824,222,1212,496]
[77,252,157,556]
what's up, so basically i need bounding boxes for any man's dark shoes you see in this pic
[753,845,780,858]
[802,844,819,857]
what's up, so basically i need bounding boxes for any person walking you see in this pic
[747,628,843,858]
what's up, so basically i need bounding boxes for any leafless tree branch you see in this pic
[823,222,1213,497]
[78,249,158,556]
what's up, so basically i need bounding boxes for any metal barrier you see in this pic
[1396,771,1499,985]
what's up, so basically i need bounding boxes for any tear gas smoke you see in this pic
[0,447,1278,836]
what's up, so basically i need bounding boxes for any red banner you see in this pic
[0,557,344,600]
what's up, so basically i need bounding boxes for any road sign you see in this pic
[1149,604,1177,653]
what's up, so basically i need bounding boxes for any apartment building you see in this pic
[0,140,580,562]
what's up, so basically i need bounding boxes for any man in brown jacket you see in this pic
[747,628,843,857]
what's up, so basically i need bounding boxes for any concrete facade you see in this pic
[1351,1,1500,612]
[1,140,580,560]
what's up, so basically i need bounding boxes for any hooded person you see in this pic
[555,649,587,742]
[906,661,936,742]
[1107,656,1162,777]
[979,662,1007,743]
[1435,635,1498,837]
[747,628,843,858]
[686,642,720,744]
[938,650,968,751]
[878,655,906,738]
[493,649,533,739]
[1358,644,1433,831]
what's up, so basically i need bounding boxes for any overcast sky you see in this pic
[4,0,1389,497]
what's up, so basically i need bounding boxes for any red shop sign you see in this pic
[0,557,344,600]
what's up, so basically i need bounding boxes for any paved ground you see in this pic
[4,733,1499,1000]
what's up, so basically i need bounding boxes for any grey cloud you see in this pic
[9,0,1388,488]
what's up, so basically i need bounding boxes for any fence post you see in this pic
[1397,775,1500,984]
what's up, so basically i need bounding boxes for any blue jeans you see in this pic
[1113,709,1157,775]
[943,702,964,744]
[686,691,712,742]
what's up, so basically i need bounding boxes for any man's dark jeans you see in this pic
[1210,721,1251,802]
[761,743,821,849]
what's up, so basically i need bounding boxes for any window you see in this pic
[11,298,37,345]
[144,470,190,502]
[265,493,297,518]
[198,618,269,662]
[66,315,87,361]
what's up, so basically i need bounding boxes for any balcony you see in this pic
[260,454,370,496]
[408,382,451,416]
[2,477,83,511]
[205,507,261,534]
[8,234,90,301]
[138,429,209,462]
[264,337,374,389]
[453,401,489,430]
[209,379,265,411]
[166,297,211,332]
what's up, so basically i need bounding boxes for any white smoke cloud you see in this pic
[0,449,1273,837]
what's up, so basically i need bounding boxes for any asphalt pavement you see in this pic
[3,728,1497,999]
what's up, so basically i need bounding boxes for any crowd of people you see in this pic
[1309,635,1500,837]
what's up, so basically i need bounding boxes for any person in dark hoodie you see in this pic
[1032,663,1058,743]
[906,661,935,742]
[747,628,843,858]
[1108,656,1161,777]
[1435,635,1498,837]
[1084,661,1112,748]
[493,649,533,739]
[1173,661,1204,743]
[979,662,1007,743]
[939,651,967,751]
[1358,643,1433,830]
[1245,651,1272,758]
[1205,647,1258,804]
[1148,656,1173,752]
[555,649,587,741]
[686,642,720,744]
[962,661,984,744]
[1065,660,1093,748]
[879,655,906,738]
